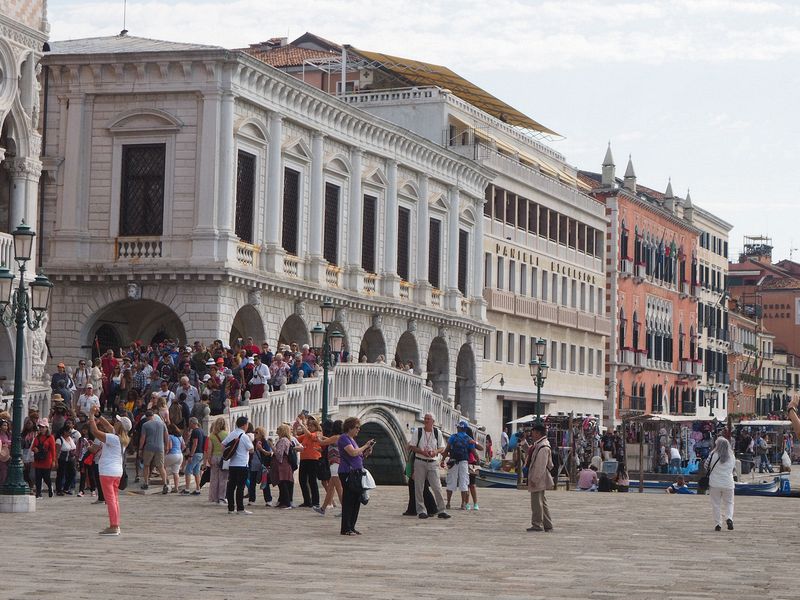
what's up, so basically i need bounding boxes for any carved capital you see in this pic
[3,157,42,180]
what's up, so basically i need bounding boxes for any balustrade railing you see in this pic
[400,281,412,300]
[0,232,13,272]
[116,236,162,259]
[325,265,341,287]
[431,288,442,307]
[283,254,299,277]
[236,242,259,268]
[364,273,377,293]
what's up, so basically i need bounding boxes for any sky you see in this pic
[47,0,800,261]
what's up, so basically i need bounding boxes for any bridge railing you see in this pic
[203,364,485,447]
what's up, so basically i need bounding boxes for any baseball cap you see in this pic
[457,420,469,430]
[116,416,132,433]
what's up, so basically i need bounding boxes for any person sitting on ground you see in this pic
[576,463,598,491]
[615,463,630,492]
[597,471,615,492]
[665,474,694,494]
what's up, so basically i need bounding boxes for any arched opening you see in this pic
[426,336,449,400]
[92,324,122,360]
[278,314,310,348]
[356,412,406,485]
[85,299,186,353]
[394,331,420,373]
[0,114,19,233]
[359,326,386,363]
[230,304,266,347]
[454,343,476,420]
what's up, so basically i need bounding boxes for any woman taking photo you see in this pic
[88,413,130,536]
[31,419,56,498]
[338,417,375,536]
[248,427,272,506]
[206,417,228,504]
[705,437,736,531]
[272,424,295,508]
[55,420,78,495]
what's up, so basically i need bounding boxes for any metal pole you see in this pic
[638,422,644,493]
[321,330,330,422]
[535,369,542,424]
[1,262,30,495]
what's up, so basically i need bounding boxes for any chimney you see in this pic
[249,37,288,51]
[623,155,636,193]
[601,143,615,187]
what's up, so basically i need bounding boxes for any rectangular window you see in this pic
[586,227,595,256]
[505,193,516,228]
[429,218,442,288]
[234,150,256,243]
[589,284,595,312]
[597,288,603,314]
[549,209,558,242]
[493,187,504,222]
[571,279,578,308]
[519,334,526,365]
[497,257,505,289]
[484,186,492,217]
[527,202,537,235]
[578,223,586,253]
[457,229,469,294]
[540,207,549,239]
[579,347,585,374]
[517,197,527,230]
[588,348,594,374]
[570,345,577,372]
[281,167,300,255]
[496,331,503,362]
[483,335,490,360]
[397,206,411,281]
[530,267,538,297]
[561,276,568,306]
[580,282,586,311]
[519,263,527,295]
[120,143,166,236]
[483,252,492,289]
[550,341,558,369]
[507,333,515,364]
[559,215,568,245]
[596,349,602,375]
[551,273,558,303]
[361,195,377,274]
[560,343,567,371]
[541,270,548,300]
[509,260,516,293]
[568,219,576,248]
[323,182,340,265]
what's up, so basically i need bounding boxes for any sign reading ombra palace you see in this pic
[493,243,598,285]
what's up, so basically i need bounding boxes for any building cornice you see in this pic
[693,204,734,233]
[596,187,702,236]
[0,13,48,49]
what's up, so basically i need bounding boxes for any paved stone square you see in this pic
[1,485,796,599]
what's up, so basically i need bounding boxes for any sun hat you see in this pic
[116,416,132,433]
[37,418,49,428]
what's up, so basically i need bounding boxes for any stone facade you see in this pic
[38,34,491,417]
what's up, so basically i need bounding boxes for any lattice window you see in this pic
[397,206,411,281]
[324,183,340,265]
[458,229,469,294]
[235,151,256,243]
[120,144,165,236]
[429,218,441,288]
[361,195,377,274]
[281,168,300,255]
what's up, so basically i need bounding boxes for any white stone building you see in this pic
[0,0,49,404]
[38,33,492,437]
[253,36,610,441]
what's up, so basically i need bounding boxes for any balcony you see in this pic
[717,372,731,386]
[692,360,703,377]
[363,273,377,294]
[558,306,578,328]
[681,401,697,415]
[431,288,442,308]
[577,311,595,332]
[483,288,515,314]
[680,281,691,298]
[515,295,538,319]
[620,348,636,368]
[325,265,342,288]
[538,300,559,324]
[634,264,646,280]
[116,236,163,260]
[236,241,260,269]
[283,254,300,278]
[680,359,693,377]
[620,258,633,277]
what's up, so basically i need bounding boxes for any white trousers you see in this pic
[709,486,734,526]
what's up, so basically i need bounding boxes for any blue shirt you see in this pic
[338,435,362,474]
[447,431,476,462]
[168,434,182,455]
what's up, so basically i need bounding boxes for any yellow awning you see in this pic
[352,48,560,138]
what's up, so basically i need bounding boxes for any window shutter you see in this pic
[429,218,441,289]
[397,206,411,281]
[120,144,166,236]
[324,183,340,265]
[281,168,299,255]
[234,151,256,243]
[361,195,377,273]
[458,229,469,295]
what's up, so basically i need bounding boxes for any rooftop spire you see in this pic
[665,178,674,199]
[601,142,615,187]
[623,155,636,192]
[603,142,614,167]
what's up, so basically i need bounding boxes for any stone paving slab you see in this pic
[1,486,796,600]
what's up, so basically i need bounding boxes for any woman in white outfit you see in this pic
[705,437,736,531]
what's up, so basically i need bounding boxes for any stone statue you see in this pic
[127,282,142,300]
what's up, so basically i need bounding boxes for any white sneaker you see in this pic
[238,510,253,515]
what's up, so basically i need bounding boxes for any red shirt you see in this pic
[32,434,56,469]
[101,355,119,377]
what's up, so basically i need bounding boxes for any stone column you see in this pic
[307,132,326,284]
[345,147,363,291]
[444,186,461,311]
[414,175,432,305]
[59,94,84,233]
[471,200,487,320]
[381,159,400,297]
[262,112,285,273]
[5,157,42,265]
[216,92,236,263]
[192,92,221,263]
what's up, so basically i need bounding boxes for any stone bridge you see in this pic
[206,363,486,484]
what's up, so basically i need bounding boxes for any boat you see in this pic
[476,467,519,488]
[627,475,789,496]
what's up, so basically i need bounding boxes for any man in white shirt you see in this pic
[248,355,270,400]
[222,416,255,514]
[77,384,101,418]
[409,413,451,520]
[157,379,176,407]
[669,443,682,473]
[177,376,200,412]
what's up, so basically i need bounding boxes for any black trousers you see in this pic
[406,477,438,515]
[247,469,272,503]
[226,466,248,512]
[93,464,105,501]
[298,459,320,506]
[56,456,75,493]
[35,467,52,497]
[340,472,362,534]
[277,480,293,507]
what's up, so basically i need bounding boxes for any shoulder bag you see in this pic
[220,432,244,471]
[698,454,720,488]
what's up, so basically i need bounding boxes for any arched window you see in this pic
[620,220,629,263]
[632,311,639,350]
[619,308,627,349]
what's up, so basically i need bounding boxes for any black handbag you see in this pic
[698,455,720,488]
[346,469,364,493]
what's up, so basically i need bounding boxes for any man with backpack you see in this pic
[409,413,451,520]
[221,416,254,514]
[441,420,484,511]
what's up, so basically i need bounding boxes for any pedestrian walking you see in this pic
[705,437,736,531]
[272,424,295,508]
[441,420,483,511]
[296,414,322,508]
[338,417,374,535]
[221,416,254,515]
[87,413,131,536]
[206,417,229,504]
[526,424,554,532]
[409,413,451,520]
[32,419,56,498]
[181,417,205,495]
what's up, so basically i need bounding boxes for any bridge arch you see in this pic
[352,406,407,485]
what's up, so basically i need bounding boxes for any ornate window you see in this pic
[119,144,165,236]
[234,150,256,243]
[282,168,300,255]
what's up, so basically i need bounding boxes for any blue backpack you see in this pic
[450,433,471,462]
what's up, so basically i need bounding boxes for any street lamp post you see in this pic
[528,337,549,424]
[310,299,344,423]
[0,222,54,498]
[706,372,716,419]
